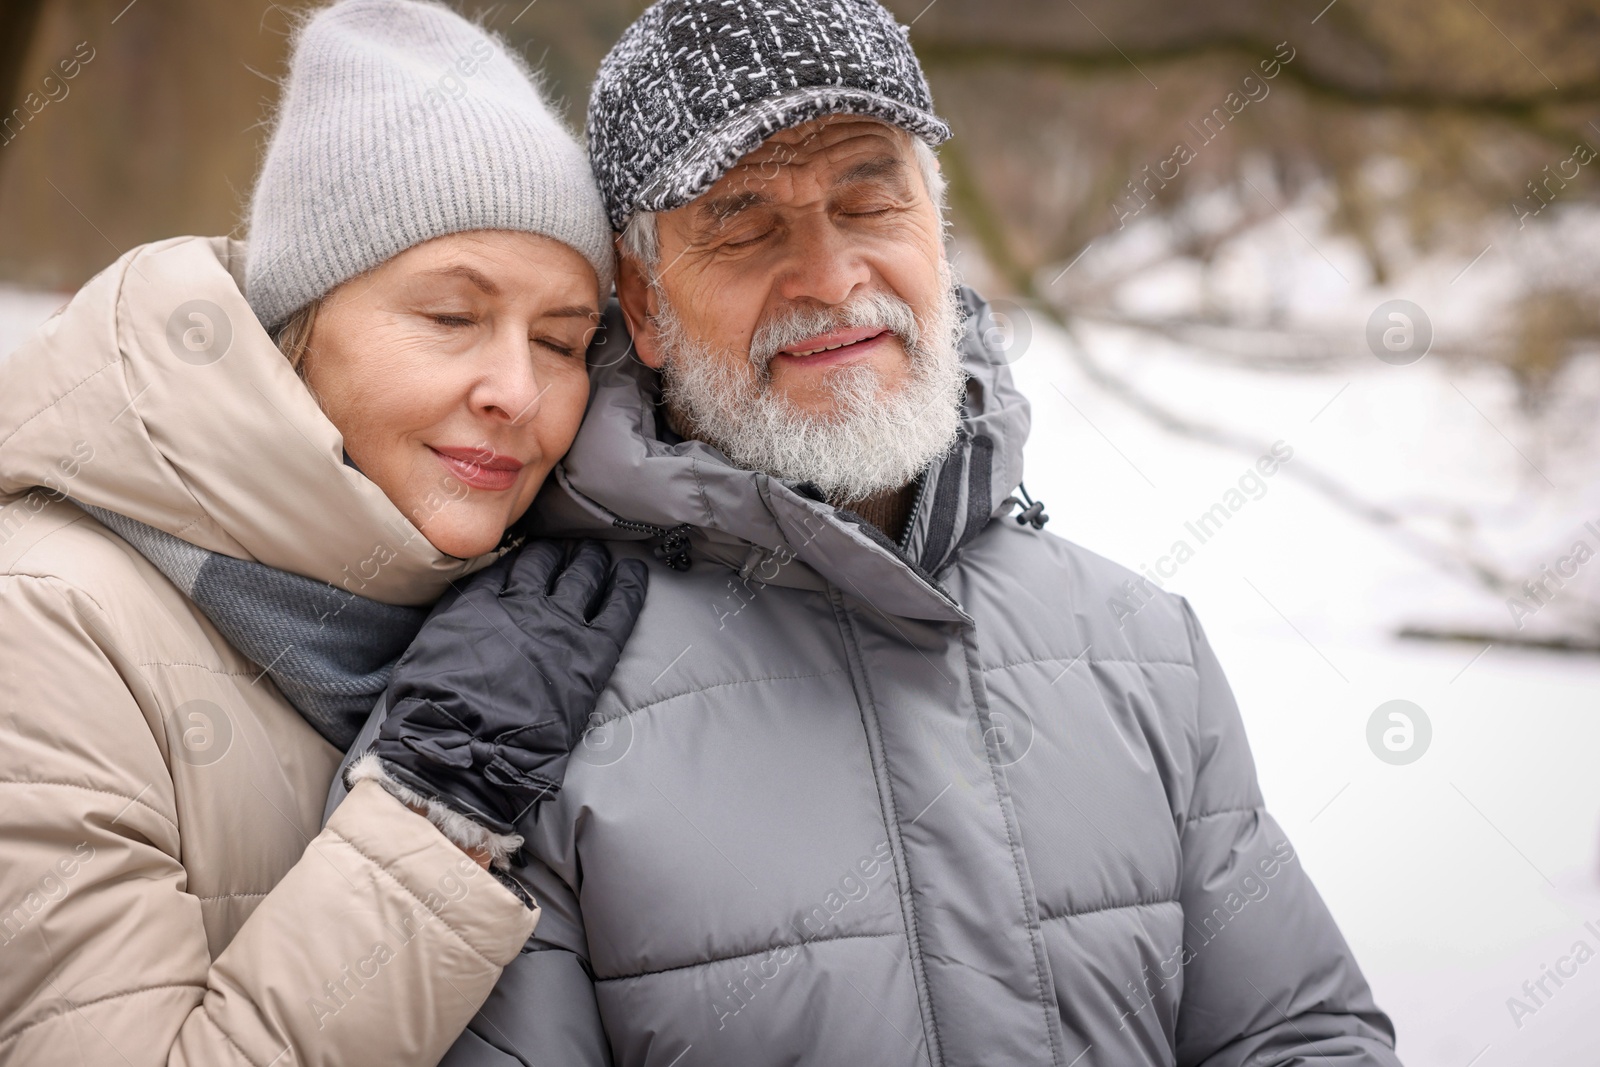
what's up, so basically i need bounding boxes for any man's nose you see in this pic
[773,216,872,307]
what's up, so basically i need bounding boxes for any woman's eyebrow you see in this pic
[542,305,601,320]
[419,264,501,296]
[413,272,595,320]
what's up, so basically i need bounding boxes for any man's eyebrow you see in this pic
[834,155,911,188]
[418,264,500,296]
[689,154,910,231]
[694,190,770,226]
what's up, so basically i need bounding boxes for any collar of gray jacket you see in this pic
[527,287,1032,623]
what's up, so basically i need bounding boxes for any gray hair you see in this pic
[620,133,947,272]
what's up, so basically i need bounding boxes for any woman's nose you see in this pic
[473,328,546,425]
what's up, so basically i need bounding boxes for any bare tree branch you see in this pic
[915,37,1600,117]
[941,129,1585,617]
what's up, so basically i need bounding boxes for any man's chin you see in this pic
[765,387,891,423]
[763,353,908,416]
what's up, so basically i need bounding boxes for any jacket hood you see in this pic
[0,235,493,606]
[528,287,1033,622]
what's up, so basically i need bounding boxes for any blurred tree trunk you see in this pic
[0,0,49,170]
[0,0,294,288]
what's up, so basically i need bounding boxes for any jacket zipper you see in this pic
[898,469,932,555]
[612,517,694,571]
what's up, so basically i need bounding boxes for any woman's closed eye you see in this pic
[533,336,580,358]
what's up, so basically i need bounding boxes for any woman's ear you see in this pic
[615,249,665,370]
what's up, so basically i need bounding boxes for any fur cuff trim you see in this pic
[347,751,524,869]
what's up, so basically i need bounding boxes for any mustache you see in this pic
[748,291,922,369]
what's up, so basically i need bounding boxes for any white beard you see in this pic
[654,267,968,503]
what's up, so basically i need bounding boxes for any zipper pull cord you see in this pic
[612,518,694,571]
[1008,483,1049,530]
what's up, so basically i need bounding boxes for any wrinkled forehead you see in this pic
[689,117,918,211]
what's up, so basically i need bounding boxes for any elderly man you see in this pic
[435,1,1402,1064]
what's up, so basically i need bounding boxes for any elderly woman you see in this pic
[0,1,643,1063]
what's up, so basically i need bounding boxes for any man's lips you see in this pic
[430,446,524,492]
[772,327,891,369]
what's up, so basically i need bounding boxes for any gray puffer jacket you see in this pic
[348,290,1400,1067]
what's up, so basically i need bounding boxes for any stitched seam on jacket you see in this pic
[605,668,851,724]
[980,655,1197,674]
[210,1013,269,1067]
[1184,805,1262,825]
[2,572,112,625]
[137,661,259,677]
[0,982,198,1050]
[1038,898,1179,923]
[689,456,715,526]
[0,360,120,453]
[593,929,899,983]
[0,779,178,833]
[1178,601,1217,835]
[2,572,173,723]
[322,828,504,970]
[831,589,944,1067]
[961,629,1066,1067]
[195,890,271,902]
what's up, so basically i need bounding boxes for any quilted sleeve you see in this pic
[0,573,536,1066]
[1173,598,1401,1067]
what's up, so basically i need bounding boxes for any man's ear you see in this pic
[615,249,665,370]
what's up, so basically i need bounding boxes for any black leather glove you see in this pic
[371,539,647,837]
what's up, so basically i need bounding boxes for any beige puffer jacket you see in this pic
[0,236,539,1065]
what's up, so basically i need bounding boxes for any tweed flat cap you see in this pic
[586,0,950,231]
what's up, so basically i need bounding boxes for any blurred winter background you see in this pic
[4,0,1599,1062]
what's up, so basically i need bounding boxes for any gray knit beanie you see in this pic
[245,0,613,331]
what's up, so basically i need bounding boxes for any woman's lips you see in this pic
[430,446,524,492]
[771,327,892,371]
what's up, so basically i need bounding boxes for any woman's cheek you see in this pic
[540,367,591,442]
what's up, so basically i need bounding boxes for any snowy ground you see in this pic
[5,228,1599,1064]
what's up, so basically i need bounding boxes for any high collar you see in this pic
[0,236,496,605]
[527,287,1033,623]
